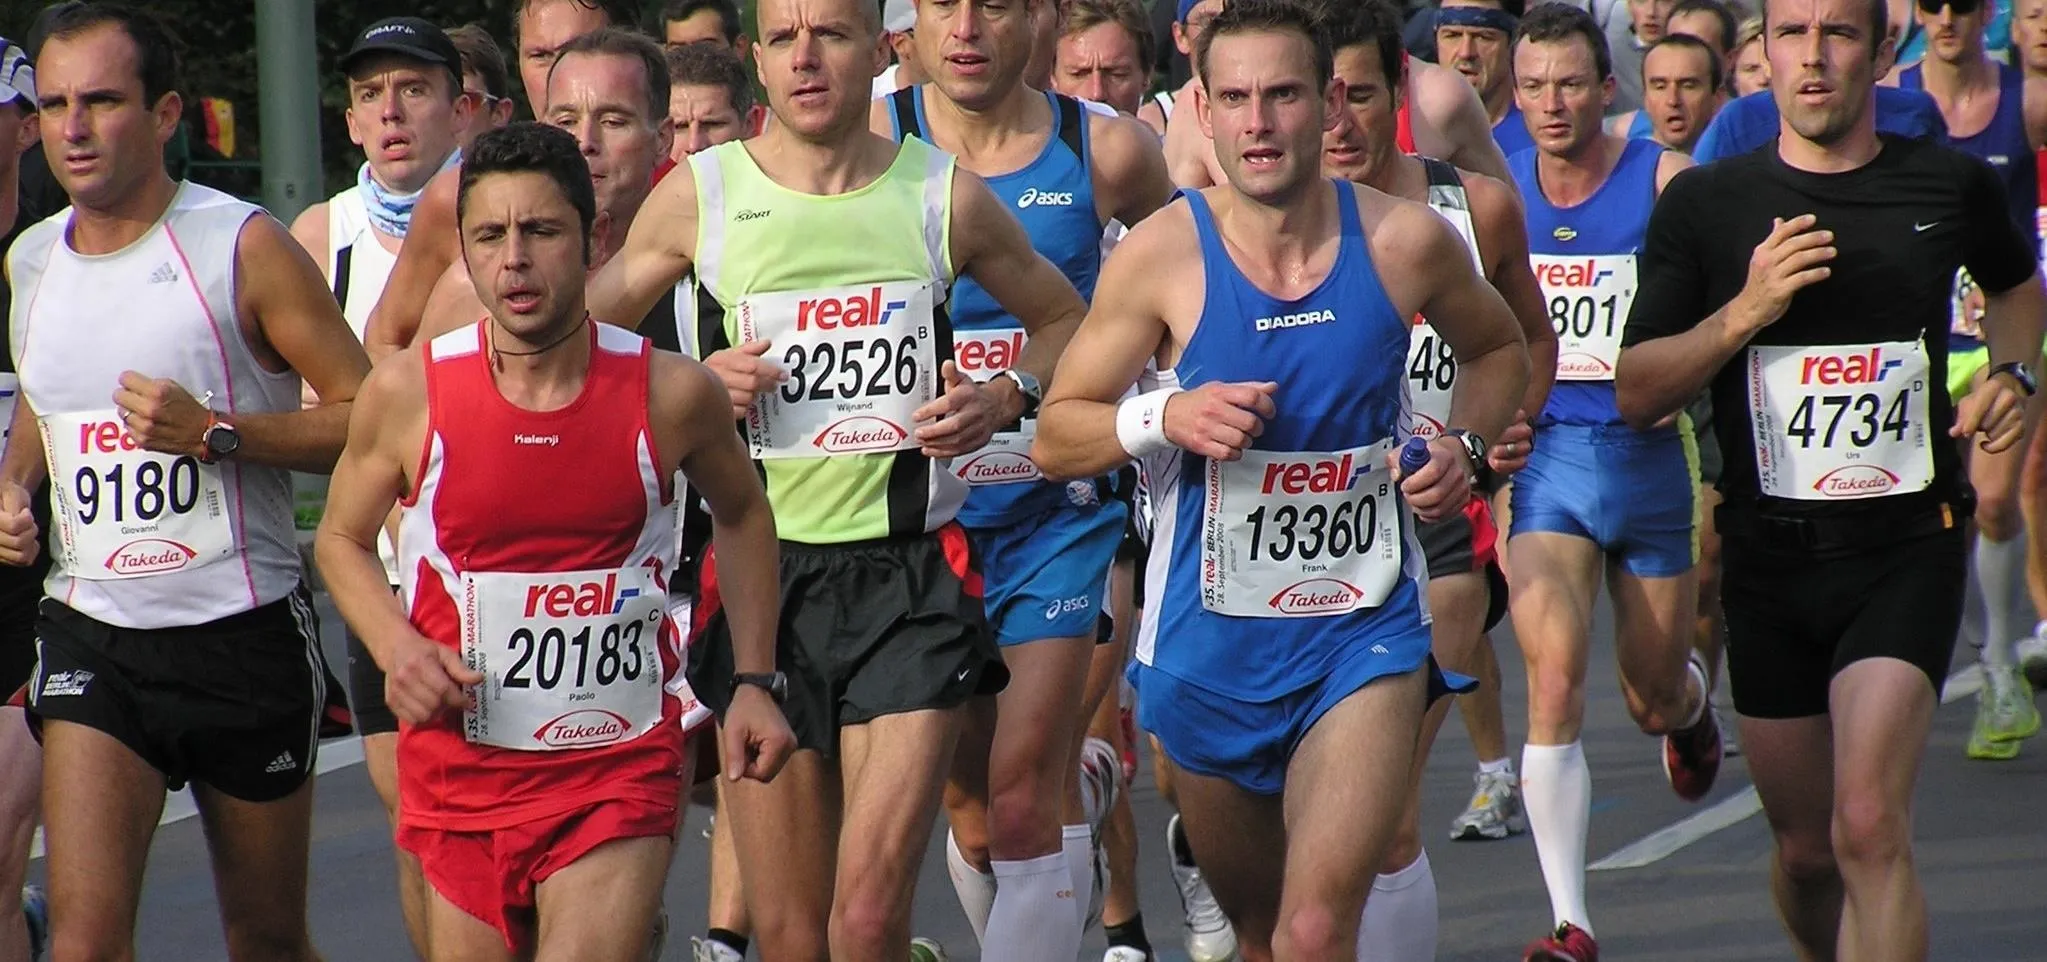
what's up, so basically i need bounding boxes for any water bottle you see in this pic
[1399,435,1433,476]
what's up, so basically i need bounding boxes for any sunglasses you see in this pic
[1917,0,1985,15]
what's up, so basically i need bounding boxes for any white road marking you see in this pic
[1589,663,1985,872]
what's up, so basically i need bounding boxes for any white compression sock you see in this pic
[1976,535,2026,670]
[1521,741,1593,935]
[945,829,997,945]
[1357,848,1438,962]
[982,853,1084,962]
[1062,823,1096,929]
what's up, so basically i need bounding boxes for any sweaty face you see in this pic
[1766,0,1887,147]
[1631,0,1679,42]
[1514,37,1612,157]
[756,0,886,138]
[34,24,178,212]
[1667,10,1732,54]
[1644,44,1721,150]
[546,52,668,224]
[670,82,748,159]
[918,0,1035,110]
[519,0,612,111]
[461,170,590,342]
[1917,0,1988,63]
[1198,29,1336,204]
[1436,1,1514,103]
[1053,21,1148,113]
[1734,36,1772,94]
[1322,45,1400,185]
[2019,0,2047,72]
[346,56,467,194]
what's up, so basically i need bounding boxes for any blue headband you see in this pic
[1435,6,1520,35]
[1177,0,1202,23]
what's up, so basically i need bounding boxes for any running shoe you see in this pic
[1967,664,2041,760]
[1166,814,1237,962]
[1663,660,1724,802]
[22,884,47,962]
[2019,624,2047,689]
[1103,947,1151,962]
[1080,737,1121,831]
[1448,768,1526,841]
[1524,922,1599,961]
[692,935,743,962]
[909,936,949,962]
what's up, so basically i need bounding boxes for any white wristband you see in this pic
[1115,387,1182,459]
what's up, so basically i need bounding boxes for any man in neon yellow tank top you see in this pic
[586,0,1093,957]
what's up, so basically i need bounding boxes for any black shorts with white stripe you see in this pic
[25,582,342,802]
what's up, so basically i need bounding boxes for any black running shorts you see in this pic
[1719,525,1965,719]
[26,583,342,801]
[687,523,1007,757]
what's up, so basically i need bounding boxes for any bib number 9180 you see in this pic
[72,458,202,525]
[502,620,647,690]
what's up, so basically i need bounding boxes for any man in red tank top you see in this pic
[316,123,793,962]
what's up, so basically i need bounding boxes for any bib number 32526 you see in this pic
[1200,441,1405,618]
[1749,341,1933,501]
[40,410,234,580]
[461,566,666,751]
[1531,254,1637,382]
[736,280,938,459]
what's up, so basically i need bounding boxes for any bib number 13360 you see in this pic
[1200,441,1405,618]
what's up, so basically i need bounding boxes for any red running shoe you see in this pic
[1663,697,1725,802]
[1524,922,1599,961]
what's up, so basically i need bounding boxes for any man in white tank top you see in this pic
[0,9,371,962]
[279,16,469,960]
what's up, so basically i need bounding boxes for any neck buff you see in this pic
[357,148,460,238]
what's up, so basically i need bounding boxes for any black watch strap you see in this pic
[730,671,788,704]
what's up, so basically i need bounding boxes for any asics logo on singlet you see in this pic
[523,572,642,618]
[1016,187,1075,208]
[1260,452,1369,495]
[1254,310,1335,332]
[796,287,908,331]
[1799,347,1901,385]
[1532,260,1612,288]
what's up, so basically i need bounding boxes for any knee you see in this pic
[1378,819,1421,875]
[752,918,830,962]
[1526,658,1585,721]
[1275,900,1350,960]
[829,892,902,955]
[985,776,1061,854]
[222,920,312,962]
[1978,495,2023,542]
[50,930,134,962]
[1772,828,1839,887]
[1831,795,1910,870]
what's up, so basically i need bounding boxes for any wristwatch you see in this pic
[1990,361,2039,397]
[730,671,789,704]
[999,368,1043,420]
[200,416,241,464]
[1444,429,1494,488]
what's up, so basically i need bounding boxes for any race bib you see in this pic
[1531,254,1636,381]
[1200,441,1405,618]
[949,327,1044,486]
[1748,341,1934,501]
[1406,321,1456,438]
[460,565,667,751]
[40,410,234,580]
[736,280,938,459]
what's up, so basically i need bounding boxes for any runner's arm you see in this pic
[233,214,374,473]
[1406,204,1526,445]
[1033,217,1175,479]
[418,263,489,343]
[1412,64,1512,184]
[951,171,1091,421]
[0,399,47,492]
[1092,111,1177,228]
[362,170,461,360]
[1616,171,1744,428]
[587,163,700,330]
[1468,173,1557,417]
[314,355,426,671]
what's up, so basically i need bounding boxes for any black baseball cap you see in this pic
[340,17,462,85]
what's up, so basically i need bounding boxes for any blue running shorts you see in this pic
[1509,422,1699,578]
[969,501,1128,647]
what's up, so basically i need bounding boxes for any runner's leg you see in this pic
[2022,427,2047,620]
[1742,714,1841,962]
[1609,565,1706,736]
[1692,488,1726,690]
[721,750,839,962]
[0,710,39,962]
[1829,660,1937,962]
[532,837,675,962]
[360,732,427,956]
[191,781,319,962]
[705,776,752,954]
[833,709,964,962]
[39,721,166,962]
[1507,533,1603,933]
[423,887,518,962]
[1169,772,1286,962]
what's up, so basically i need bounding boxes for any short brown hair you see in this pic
[447,23,510,101]
[1060,0,1155,77]
[550,27,672,121]
[665,42,754,114]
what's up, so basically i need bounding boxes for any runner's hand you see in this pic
[1394,437,1472,523]
[1164,381,1276,461]
[113,372,212,460]
[383,631,483,725]
[1952,371,2028,453]
[703,341,785,421]
[1732,215,1835,335]
[914,361,1010,457]
[1488,410,1534,475]
[0,481,38,567]
[722,686,797,783]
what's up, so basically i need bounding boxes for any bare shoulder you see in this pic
[1088,110,1164,168]
[1357,183,1464,272]
[420,262,484,342]
[647,347,727,430]
[1136,98,1169,138]
[1654,148,1695,195]
[1457,170,1526,243]
[288,201,330,261]
[1105,195,1198,271]
[1410,60,1480,122]
[359,344,429,415]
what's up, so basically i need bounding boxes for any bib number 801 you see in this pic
[503,621,646,690]
[1243,484,1387,562]
[1785,392,1911,449]
[1548,295,1620,340]
[781,334,922,404]
[73,458,201,525]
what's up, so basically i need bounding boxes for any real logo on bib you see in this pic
[1267,577,1367,615]
[796,287,908,331]
[1813,464,1902,497]
[532,708,634,748]
[105,539,199,576]
[524,572,642,618]
[1261,452,1369,495]
[1531,259,1612,288]
[813,416,910,452]
[1800,347,1900,385]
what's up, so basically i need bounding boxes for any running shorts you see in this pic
[26,583,341,801]
[1719,519,1965,719]
[399,796,680,954]
[969,501,1126,646]
[1510,422,1699,578]
[686,523,1007,757]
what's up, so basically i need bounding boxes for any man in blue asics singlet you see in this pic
[1900,0,2047,761]
[1504,6,1723,961]
[868,1,1176,957]
[1034,3,1530,958]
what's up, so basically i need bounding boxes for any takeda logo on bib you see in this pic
[533,709,633,748]
[1532,259,1613,289]
[105,539,198,575]
[1260,452,1369,495]
[814,416,909,452]
[796,287,908,331]
[1813,464,1901,498]
[523,572,642,619]
[956,450,1041,483]
[1799,347,1902,385]
[1267,578,1366,614]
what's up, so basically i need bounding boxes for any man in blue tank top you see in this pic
[1901,0,2047,761]
[1435,0,1538,159]
[1504,6,1724,960]
[1035,3,1530,958]
[865,2,1177,958]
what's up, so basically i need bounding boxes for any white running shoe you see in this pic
[1447,768,1526,841]
[909,936,949,962]
[2020,624,2047,689]
[1166,814,1237,962]
[1103,947,1152,962]
[692,936,743,962]
[1080,736,1120,931]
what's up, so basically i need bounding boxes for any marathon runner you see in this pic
[0,5,373,960]
[2016,0,2047,680]
[317,121,793,962]
[448,24,517,152]
[1605,34,1727,152]
[0,36,47,962]
[1666,0,1739,60]
[1317,3,1555,955]
[584,0,1100,955]
[1503,6,1724,959]
[1434,0,1537,157]
[1136,0,1217,137]
[874,0,1174,957]
[1690,55,1947,161]
[1617,0,2045,958]
[1034,3,1530,959]
[1897,0,2046,760]
[668,44,764,164]
[661,0,753,60]
[1052,0,1157,123]
[284,20,470,957]
[1732,14,1770,95]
